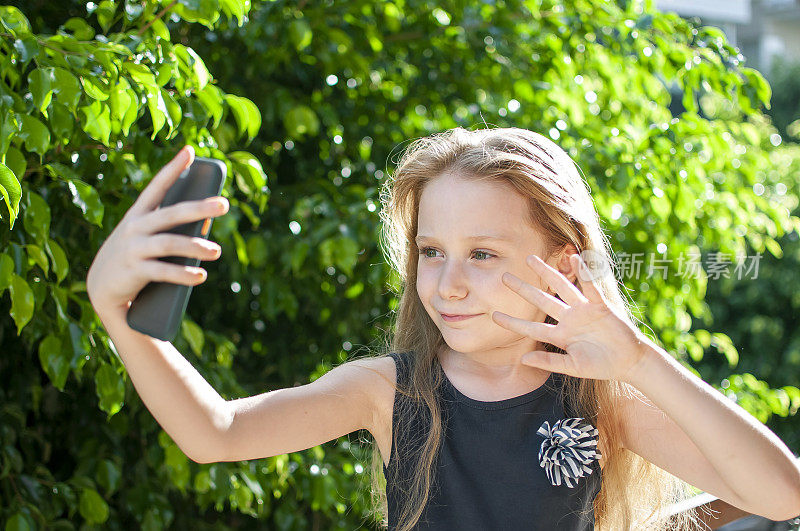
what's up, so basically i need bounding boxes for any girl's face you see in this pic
[416,172,569,359]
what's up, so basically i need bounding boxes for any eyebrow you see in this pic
[414,234,515,244]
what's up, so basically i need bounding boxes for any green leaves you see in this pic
[8,273,34,335]
[181,319,205,357]
[64,176,104,227]
[78,488,109,524]
[1,0,797,529]
[16,115,50,155]
[38,334,70,391]
[173,44,211,90]
[0,163,21,230]
[0,6,31,37]
[94,364,125,417]
[22,191,51,245]
[283,104,319,138]
[225,94,261,140]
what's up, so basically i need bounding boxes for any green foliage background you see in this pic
[1,0,798,528]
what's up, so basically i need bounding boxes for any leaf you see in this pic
[181,319,204,357]
[13,37,38,68]
[150,18,171,40]
[8,273,34,335]
[291,241,310,275]
[173,0,221,28]
[62,17,95,40]
[0,6,31,36]
[81,76,110,101]
[17,115,50,155]
[246,234,267,267]
[122,62,157,88]
[224,94,261,140]
[95,1,116,33]
[95,459,121,496]
[44,237,69,284]
[219,0,246,26]
[283,104,319,138]
[196,83,223,128]
[288,19,313,51]
[38,334,70,391]
[146,87,167,139]
[0,253,13,295]
[741,67,772,110]
[173,45,210,90]
[228,151,267,194]
[22,191,51,245]
[163,443,190,490]
[3,146,25,179]
[24,244,48,276]
[78,488,109,524]
[4,512,34,531]
[64,178,104,227]
[28,67,55,115]
[48,101,74,140]
[109,84,133,134]
[0,163,21,230]
[0,111,20,156]
[95,364,124,417]
[52,67,82,111]
[160,87,182,139]
[80,100,111,145]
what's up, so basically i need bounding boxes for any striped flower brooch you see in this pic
[536,417,602,488]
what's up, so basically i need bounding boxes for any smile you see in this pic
[440,313,481,322]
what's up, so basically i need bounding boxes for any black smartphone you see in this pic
[126,156,227,342]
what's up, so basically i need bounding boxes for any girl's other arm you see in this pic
[620,341,800,522]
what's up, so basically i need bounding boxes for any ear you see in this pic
[546,244,579,285]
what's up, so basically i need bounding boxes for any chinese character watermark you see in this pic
[577,250,762,282]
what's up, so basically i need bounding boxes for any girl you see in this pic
[86,127,800,531]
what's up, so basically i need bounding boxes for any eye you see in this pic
[418,247,495,261]
[473,250,494,261]
[419,247,440,259]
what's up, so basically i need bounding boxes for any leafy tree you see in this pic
[1,0,798,529]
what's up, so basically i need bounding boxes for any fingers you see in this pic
[571,254,607,305]
[526,254,588,307]
[129,145,195,216]
[501,272,568,320]
[140,233,222,262]
[491,311,564,349]
[140,258,209,285]
[143,196,228,235]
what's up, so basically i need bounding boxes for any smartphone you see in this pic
[126,156,227,342]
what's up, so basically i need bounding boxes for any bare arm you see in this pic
[622,342,800,522]
[94,302,232,463]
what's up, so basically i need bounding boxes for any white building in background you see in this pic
[654,0,800,77]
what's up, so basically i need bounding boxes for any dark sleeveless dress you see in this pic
[383,350,602,530]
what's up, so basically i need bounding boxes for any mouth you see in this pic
[440,313,481,322]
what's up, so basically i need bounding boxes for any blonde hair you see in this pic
[354,126,705,530]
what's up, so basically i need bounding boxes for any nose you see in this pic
[437,259,468,300]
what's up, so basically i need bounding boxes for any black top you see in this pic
[383,351,602,530]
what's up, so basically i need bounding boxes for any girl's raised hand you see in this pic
[491,253,649,382]
[86,146,229,316]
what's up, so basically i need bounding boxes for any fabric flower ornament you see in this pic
[536,417,602,488]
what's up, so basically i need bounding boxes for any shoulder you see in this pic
[340,353,401,434]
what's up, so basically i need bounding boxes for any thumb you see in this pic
[130,145,195,215]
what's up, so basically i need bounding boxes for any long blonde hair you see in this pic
[357,126,704,530]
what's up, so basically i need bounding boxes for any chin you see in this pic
[440,332,493,353]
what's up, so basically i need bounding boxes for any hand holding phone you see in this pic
[86,146,228,341]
